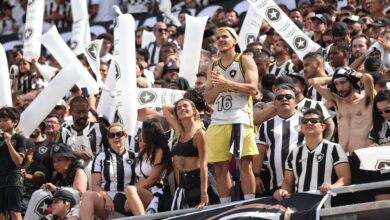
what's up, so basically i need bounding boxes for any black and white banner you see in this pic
[238,3,262,51]
[168,193,326,220]
[247,0,321,60]
[23,0,45,61]
[355,146,390,171]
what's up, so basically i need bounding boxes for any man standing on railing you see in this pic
[273,108,351,201]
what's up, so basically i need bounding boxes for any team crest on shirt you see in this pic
[126,158,134,165]
[24,28,33,40]
[88,133,94,141]
[53,145,60,152]
[316,153,324,162]
[11,139,16,146]
[375,160,390,170]
[87,43,98,61]
[39,146,48,154]
[229,70,237,78]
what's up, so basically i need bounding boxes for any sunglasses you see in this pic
[340,13,351,17]
[108,131,126,139]
[378,108,390,115]
[158,28,168,33]
[275,94,295,101]
[301,118,323,124]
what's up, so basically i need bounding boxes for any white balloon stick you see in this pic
[18,65,81,137]
[238,4,262,51]
[137,88,184,109]
[180,15,208,87]
[114,13,138,134]
[41,26,100,95]
[0,43,12,107]
[23,0,45,61]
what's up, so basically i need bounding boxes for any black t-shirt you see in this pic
[0,133,26,176]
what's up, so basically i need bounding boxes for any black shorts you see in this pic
[0,186,23,213]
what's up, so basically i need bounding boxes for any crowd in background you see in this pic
[1,0,390,219]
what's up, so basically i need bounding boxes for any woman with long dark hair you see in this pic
[12,59,44,94]
[163,98,219,210]
[367,89,390,201]
[124,118,172,216]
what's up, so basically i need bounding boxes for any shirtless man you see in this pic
[204,27,259,203]
[312,67,375,153]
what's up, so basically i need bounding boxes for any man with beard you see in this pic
[312,67,375,154]
[58,96,109,166]
[350,35,370,68]
[328,42,350,69]
[269,40,295,77]
[205,27,259,203]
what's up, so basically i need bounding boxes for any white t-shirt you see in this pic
[91,0,121,22]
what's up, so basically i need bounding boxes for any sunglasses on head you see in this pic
[275,94,295,101]
[108,131,125,139]
[301,118,322,124]
[158,28,168,33]
[378,107,390,115]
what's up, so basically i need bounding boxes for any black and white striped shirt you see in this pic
[258,113,304,190]
[92,149,136,197]
[59,122,109,154]
[147,41,161,67]
[268,60,295,77]
[296,98,331,120]
[44,0,72,28]
[285,140,348,192]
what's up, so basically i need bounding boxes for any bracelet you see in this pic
[201,194,208,198]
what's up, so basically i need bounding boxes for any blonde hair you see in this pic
[108,123,128,134]
[173,98,204,141]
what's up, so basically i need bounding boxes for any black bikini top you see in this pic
[175,138,199,157]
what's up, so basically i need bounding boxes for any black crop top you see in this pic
[175,138,199,157]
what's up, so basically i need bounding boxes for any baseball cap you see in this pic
[287,71,306,85]
[343,15,361,24]
[368,17,390,27]
[311,14,327,24]
[45,189,76,206]
[51,143,75,159]
[162,62,179,76]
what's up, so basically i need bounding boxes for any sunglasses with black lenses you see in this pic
[275,94,295,101]
[378,108,390,115]
[108,131,126,139]
[301,118,323,124]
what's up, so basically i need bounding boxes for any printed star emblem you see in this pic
[293,36,308,50]
[142,93,152,102]
[266,7,280,22]
[137,90,157,105]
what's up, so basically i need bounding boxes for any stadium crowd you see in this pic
[1,0,390,219]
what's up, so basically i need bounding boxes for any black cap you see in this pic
[45,189,76,206]
[311,14,327,24]
[287,71,306,84]
[2,3,14,9]
[368,17,390,27]
[332,67,360,90]
[343,15,361,24]
[51,143,75,158]
[162,62,179,76]
[332,22,349,37]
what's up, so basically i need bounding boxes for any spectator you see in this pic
[90,0,121,23]
[195,72,207,88]
[97,33,113,63]
[269,40,295,77]
[42,189,78,220]
[124,118,172,215]
[12,59,44,94]
[273,108,350,200]
[163,99,220,209]
[147,22,169,67]
[0,107,26,220]
[43,0,72,29]
[311,14,329,43]
[0,3,19,35]
[80,123,137,219]
[366,0,386,20]
[328,41,350,69]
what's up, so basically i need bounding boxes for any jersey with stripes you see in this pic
[296,97,331,120]
[268,59,295,77]
[44,0,72,28]
[92,149,136,198]
[147,41,161,67]
[209,54,254,126]
[59,122,109,155]
[258,113,304,190]
[285,139,348,192]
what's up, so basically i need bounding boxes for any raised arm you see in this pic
[311,77,338,106]
[361,73,376,102]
